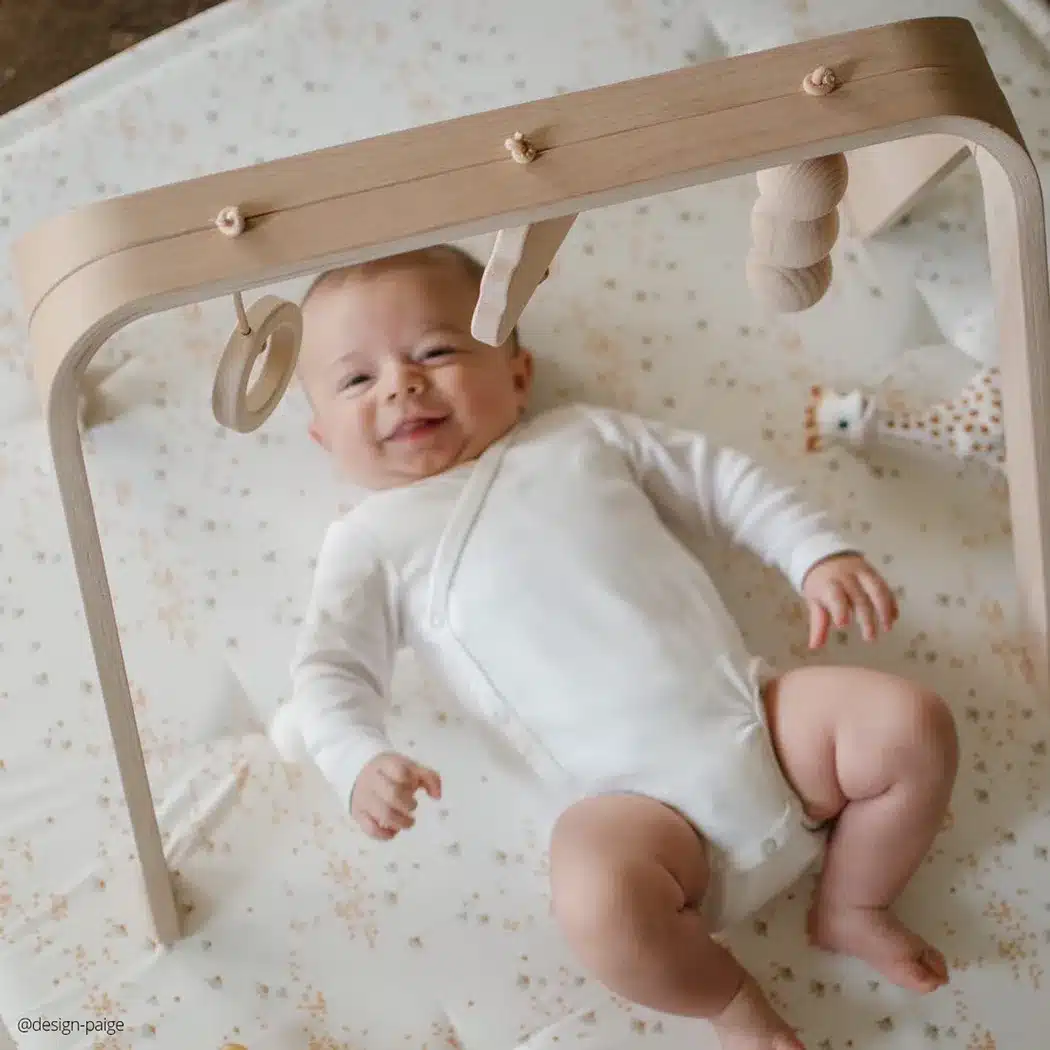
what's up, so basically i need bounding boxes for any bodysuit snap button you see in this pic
[762,837,777,858]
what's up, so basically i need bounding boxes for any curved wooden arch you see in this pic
[12,16,1050,945]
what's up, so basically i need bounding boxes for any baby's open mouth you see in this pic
[387,415,450,441]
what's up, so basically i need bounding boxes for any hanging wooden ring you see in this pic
[212,295,302,433]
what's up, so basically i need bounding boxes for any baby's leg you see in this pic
[549,793,804,1050]
[763,666,958,992]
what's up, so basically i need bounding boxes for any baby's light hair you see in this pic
[299,243,490,312]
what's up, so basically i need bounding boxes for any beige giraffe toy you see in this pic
[745,67,848,313]
[803,365,1005,473]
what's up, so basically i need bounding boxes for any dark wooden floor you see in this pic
[0,0,226,116]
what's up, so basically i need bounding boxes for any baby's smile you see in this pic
[383,413,451,444]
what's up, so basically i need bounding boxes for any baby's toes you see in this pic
[920,947,949,985]
[901,949,948,993]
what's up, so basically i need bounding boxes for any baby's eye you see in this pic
[339,373,371,392]
[420,346,455,361]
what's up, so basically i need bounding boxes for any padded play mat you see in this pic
[2,1,1050,1047]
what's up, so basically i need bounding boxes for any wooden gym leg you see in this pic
[46,380,181,946]
[974,144,1050,684]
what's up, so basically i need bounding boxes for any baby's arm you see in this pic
[590,407,848,585]
[588,406,896,642]
[288,517,437,833]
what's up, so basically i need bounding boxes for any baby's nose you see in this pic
[388,367,424,398]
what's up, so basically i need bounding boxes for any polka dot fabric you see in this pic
[1,1,1049,1048]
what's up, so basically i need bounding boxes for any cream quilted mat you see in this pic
[1,2,1049,1048]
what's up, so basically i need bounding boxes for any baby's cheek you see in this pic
[461,374,505,417]
[333,417,369,464]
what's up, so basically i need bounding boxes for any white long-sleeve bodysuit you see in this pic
[285,403,856,929]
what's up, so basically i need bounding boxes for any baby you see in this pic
[283,244,959,1050]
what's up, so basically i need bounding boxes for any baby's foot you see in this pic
[808,903,948,993]
[710,975,805,1050]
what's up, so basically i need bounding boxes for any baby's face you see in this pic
[298,261,532,489]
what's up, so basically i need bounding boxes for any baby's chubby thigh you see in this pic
[759,671,848,830]
[759,662,957,828]
[549,793,710,916]
[547,792,745,1017]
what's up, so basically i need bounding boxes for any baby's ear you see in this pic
[512,345,534,393]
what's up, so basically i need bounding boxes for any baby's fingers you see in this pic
[807,599,831,650]
[359,812,398,841]
[821,580,851,628]
[844,578,878,641]
[415,764,442,800]
[375,783,418,828]
[381,758,441,801]
[860,570,898,630]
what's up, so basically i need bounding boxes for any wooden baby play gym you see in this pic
[11,16,1050,948]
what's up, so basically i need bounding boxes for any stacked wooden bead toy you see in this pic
[745,66,848,313]
[745,151,848,312]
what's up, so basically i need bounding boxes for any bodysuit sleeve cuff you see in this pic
[788,534,861,594]
[314,732,394,814]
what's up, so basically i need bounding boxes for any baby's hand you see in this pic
[351,752,442,841]
[801,553,898,649]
